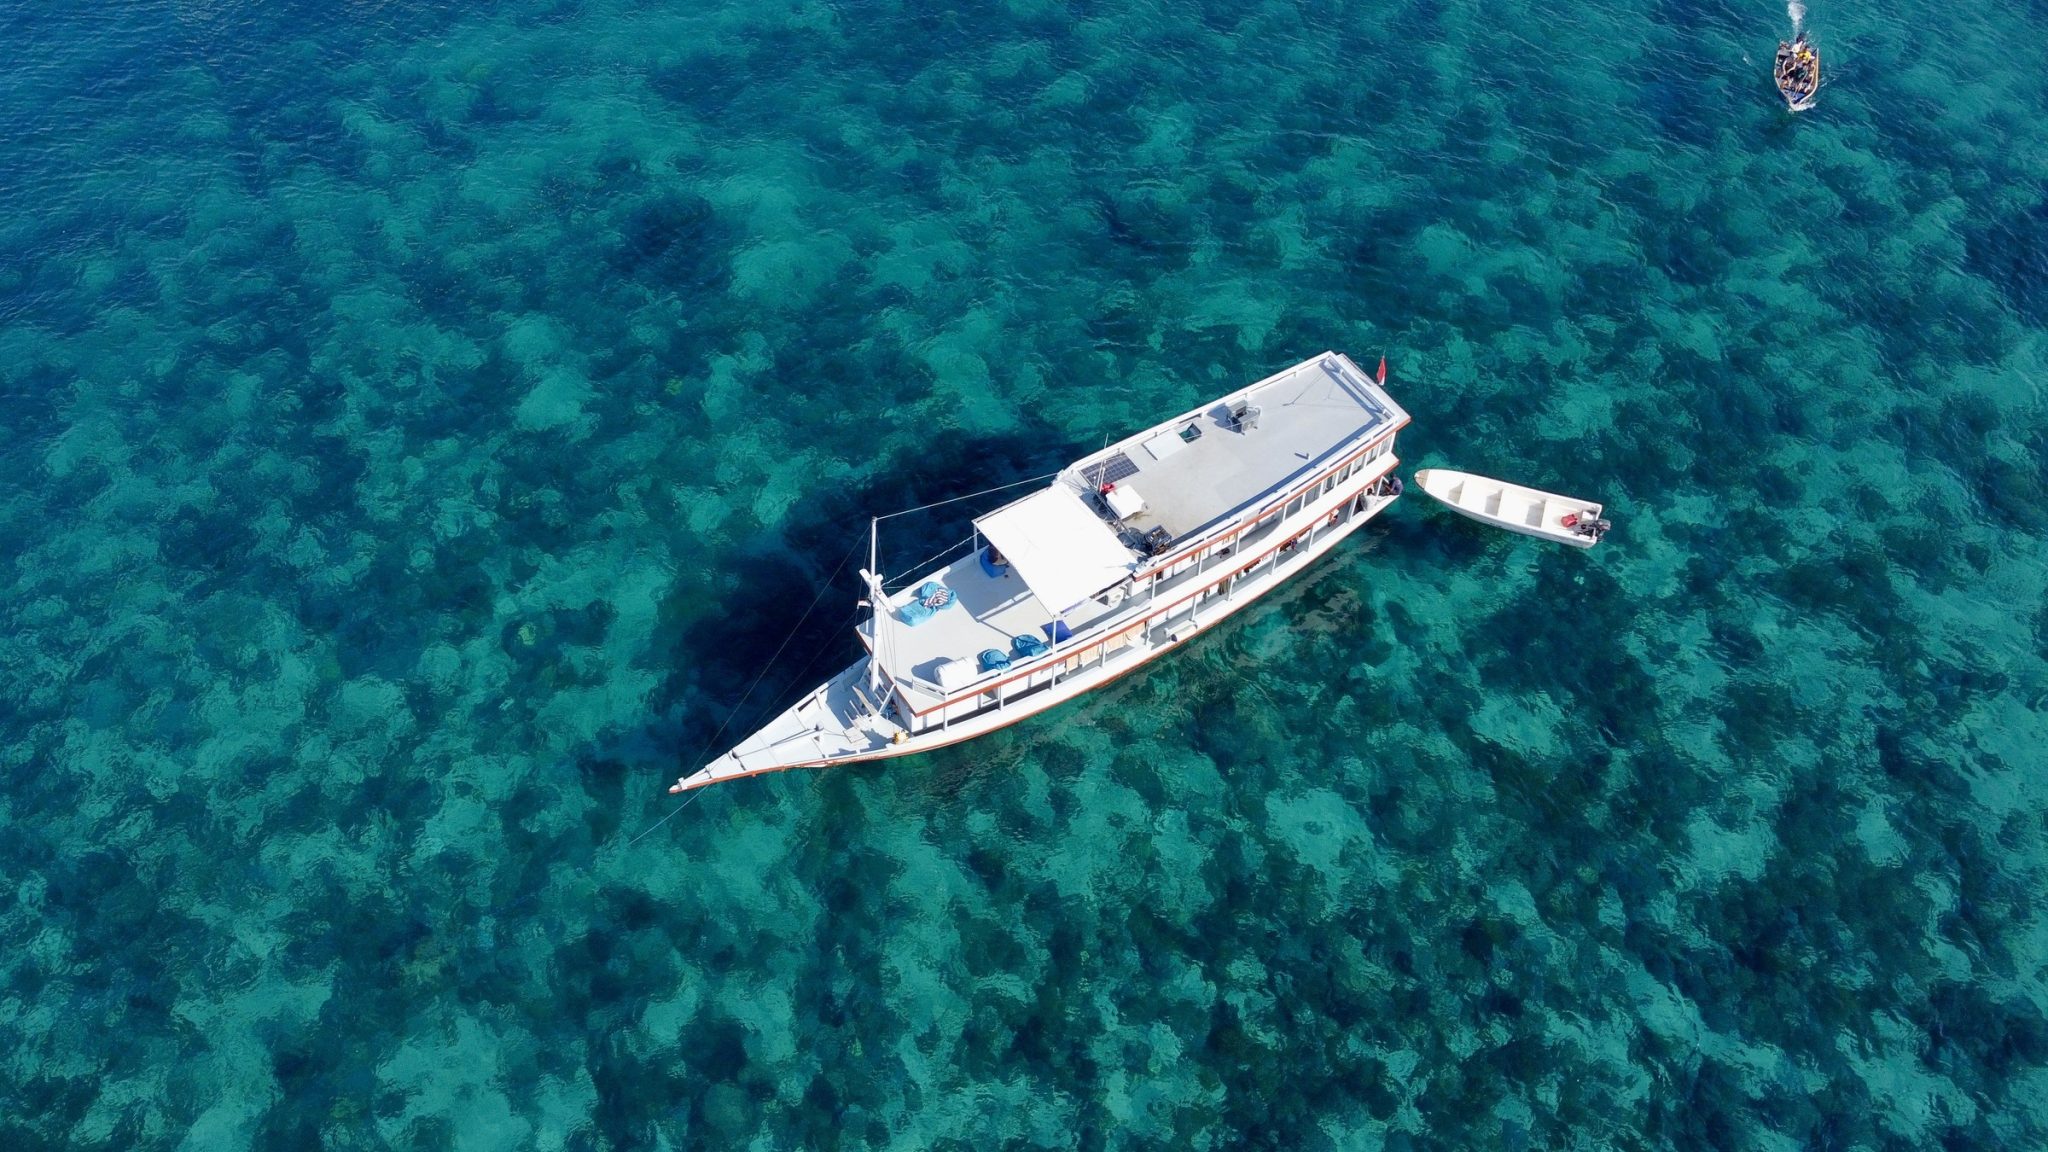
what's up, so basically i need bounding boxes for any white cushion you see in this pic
[1104,484,1146,520]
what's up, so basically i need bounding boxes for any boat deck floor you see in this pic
[1089,355,1395,542]
[866,554,1122,693]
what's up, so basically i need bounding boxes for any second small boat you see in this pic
[1414,468,1610,548]
[1774,31,1820,112]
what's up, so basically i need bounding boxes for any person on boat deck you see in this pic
[1777,48,1815,97]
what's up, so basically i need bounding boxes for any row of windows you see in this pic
[1161,435,1390,591]
[923,440,1398,729]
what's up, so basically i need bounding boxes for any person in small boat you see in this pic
[1776,47,1805,89]
[1776,34,1817,102]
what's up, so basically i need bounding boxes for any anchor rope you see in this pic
[626,785,707,845]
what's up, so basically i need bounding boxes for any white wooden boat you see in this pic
[670,352,1411,792]
[1413,468,1609,548]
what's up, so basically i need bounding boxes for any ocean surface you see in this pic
[4,0,2047,1147]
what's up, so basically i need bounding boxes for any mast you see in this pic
[1048,606,1063,684]
[866,517,882,694]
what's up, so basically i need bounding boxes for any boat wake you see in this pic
[1788,1,1805,32]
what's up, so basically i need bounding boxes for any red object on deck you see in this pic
[1376,356,1388,385]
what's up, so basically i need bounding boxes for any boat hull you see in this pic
[1775,39,1819,111]
[1414,468,1605,548]
[674,472,1403,791]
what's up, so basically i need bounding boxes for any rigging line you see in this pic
[884,531,978,590]
[874,470,1059,521]
[660,536,864,802]
[769,607,860,712]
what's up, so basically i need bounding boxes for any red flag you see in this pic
[1376,355,1388,385]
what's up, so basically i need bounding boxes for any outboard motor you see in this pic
[1562,511,1609,538]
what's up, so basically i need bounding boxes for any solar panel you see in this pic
[1082,451,1140,488]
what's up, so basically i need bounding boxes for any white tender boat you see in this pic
[1413,468,1609,548]
[671,352,1411,792]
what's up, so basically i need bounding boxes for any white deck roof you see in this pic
[973,487,1138,615]
[1068,353,1403,543]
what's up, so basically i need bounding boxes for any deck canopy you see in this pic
[974,488,1137,615]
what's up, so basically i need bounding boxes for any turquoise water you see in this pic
[5,0,2048,1145]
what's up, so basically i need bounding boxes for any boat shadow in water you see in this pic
[645,427,1080,776]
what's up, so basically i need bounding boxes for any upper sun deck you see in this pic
[861,352,1407,700]
[1063,352,1405,547]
